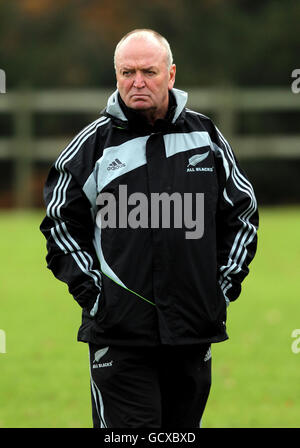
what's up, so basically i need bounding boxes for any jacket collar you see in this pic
[102,88,188,130]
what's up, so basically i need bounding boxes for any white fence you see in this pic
[0,88,299,206]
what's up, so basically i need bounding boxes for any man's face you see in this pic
[115,37,176,120]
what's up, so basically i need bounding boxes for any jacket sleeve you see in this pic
[212,125,259,305]
[40,163,102,316]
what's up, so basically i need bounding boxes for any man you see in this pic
[40,29,259,428]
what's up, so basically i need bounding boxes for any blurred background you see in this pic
[0,0,299,428]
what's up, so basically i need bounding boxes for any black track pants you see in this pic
[89,343,212,428]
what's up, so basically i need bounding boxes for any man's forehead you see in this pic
[116,59,166,72]
[115,36,167,66]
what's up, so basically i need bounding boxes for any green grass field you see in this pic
[0,207,300,428]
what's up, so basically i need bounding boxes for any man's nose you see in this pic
[133,72,145,88]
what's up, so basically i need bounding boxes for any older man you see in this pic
[40,29,258,428]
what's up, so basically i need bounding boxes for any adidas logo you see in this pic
[107,158,126,171]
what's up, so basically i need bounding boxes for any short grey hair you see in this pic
[114,29,174,70]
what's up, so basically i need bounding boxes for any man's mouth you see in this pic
[131,94,149,99]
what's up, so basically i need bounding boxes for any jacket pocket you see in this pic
[214,283,228,326]
[216,281,230,309]
[93,276,157,341]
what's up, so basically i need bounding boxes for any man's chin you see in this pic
[129,100,152,111]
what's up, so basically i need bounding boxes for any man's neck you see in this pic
[138,106,168,126]
[117,90,176,130]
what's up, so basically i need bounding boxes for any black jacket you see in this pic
[40,88,259,346]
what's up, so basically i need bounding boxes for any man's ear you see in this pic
[168,64,176,90]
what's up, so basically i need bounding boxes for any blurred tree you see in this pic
[0,0,299,207]
[0,0,299,88]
